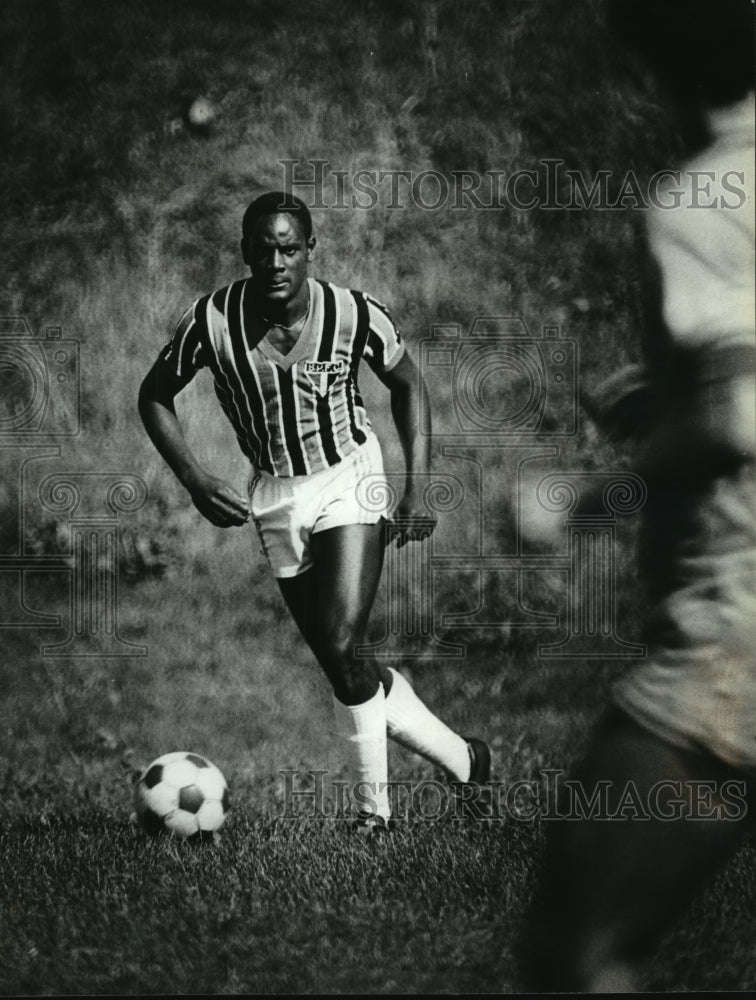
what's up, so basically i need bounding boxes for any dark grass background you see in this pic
[1,0,754,994]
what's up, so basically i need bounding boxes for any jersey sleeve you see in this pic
[154,298,208,390]
[362,294,406,374]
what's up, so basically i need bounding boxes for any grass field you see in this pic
[1,0,754,994]
[2,562,754,994]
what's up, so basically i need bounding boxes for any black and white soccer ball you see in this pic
[133,751,230,839]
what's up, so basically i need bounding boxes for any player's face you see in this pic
[242,213,315,307]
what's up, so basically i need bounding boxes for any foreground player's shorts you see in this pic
[248,432,390,578]
[614,462,756,772]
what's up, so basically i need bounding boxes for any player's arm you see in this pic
[375,350,435,545]
[138,362,250,528]
[636,351,755,485]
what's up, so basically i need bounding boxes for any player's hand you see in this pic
[386,493,437,549]
[185,472,250,528]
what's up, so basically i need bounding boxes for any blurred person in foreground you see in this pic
[524,0,755,990]
[138,192,490,835]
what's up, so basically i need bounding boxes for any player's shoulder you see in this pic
[319,278,389,309]
[347,284,397,324]
[313,277,358,300]
[314,279,399,341]
[178,278,249,326]
[207,277,250,310]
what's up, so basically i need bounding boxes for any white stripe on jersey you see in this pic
[330,286,347,462]
[290,363,310,476]
[269,364,295,477]
[245,352,277,474]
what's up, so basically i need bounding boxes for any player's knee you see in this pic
[330,670,376,705]
[319,622,359,668]
[317,620,377,703]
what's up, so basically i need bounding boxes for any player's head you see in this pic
[242,191,314,244]
[607,0,754,109]
[241,192,316,306]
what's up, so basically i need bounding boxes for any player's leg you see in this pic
[525,706,751,991]
[383,666,483,785]
[278,521,387,701]
[279,521,486,818]
[305,523,490,816]
[276,567,334,676]
[309,520,387,701]
[307,521,390,822]
[280,596,490,792]
[308,519,486,787]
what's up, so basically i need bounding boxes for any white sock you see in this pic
[384,668,471,781]
[331,685,390,820]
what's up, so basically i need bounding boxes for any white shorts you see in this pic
[249,432,391,578]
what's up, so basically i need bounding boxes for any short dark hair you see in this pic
[608,0,755,108]
[241,191,313,242]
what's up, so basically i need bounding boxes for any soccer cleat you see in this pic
[464,737,492,785]
[352,810,394,836]
[450,737,493,820]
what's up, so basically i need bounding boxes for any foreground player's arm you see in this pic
[138,364,250,528]
[376,351,435,541]
[636,358,755,485]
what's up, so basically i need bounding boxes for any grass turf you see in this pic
[1,572,754,994]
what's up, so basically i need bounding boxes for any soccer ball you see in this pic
[133,751,230,839]
[187,96,216,129]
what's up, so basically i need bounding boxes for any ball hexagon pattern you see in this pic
[133,751,230,839]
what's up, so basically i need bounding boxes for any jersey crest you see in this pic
[302,358,346,395]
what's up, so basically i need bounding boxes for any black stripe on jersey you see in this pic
[225,280,275,472]
[202,287,260,467]
[278,368,308,475]
[221,282,263,466]
[234,280,269,467]
[160,295,210,390]
[161,304,193,370]
[317,280,338,362]
[315,280,341,466]
[351,290,371,360]
[347,291,370,446]
[187,296,228,410]
[241,279,267,353]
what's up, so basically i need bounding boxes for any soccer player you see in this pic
[524,0,755,990]
[138,191,490,832]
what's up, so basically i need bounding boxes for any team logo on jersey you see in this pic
[303,359,346,395]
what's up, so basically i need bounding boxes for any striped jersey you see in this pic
[157,277,405,476]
